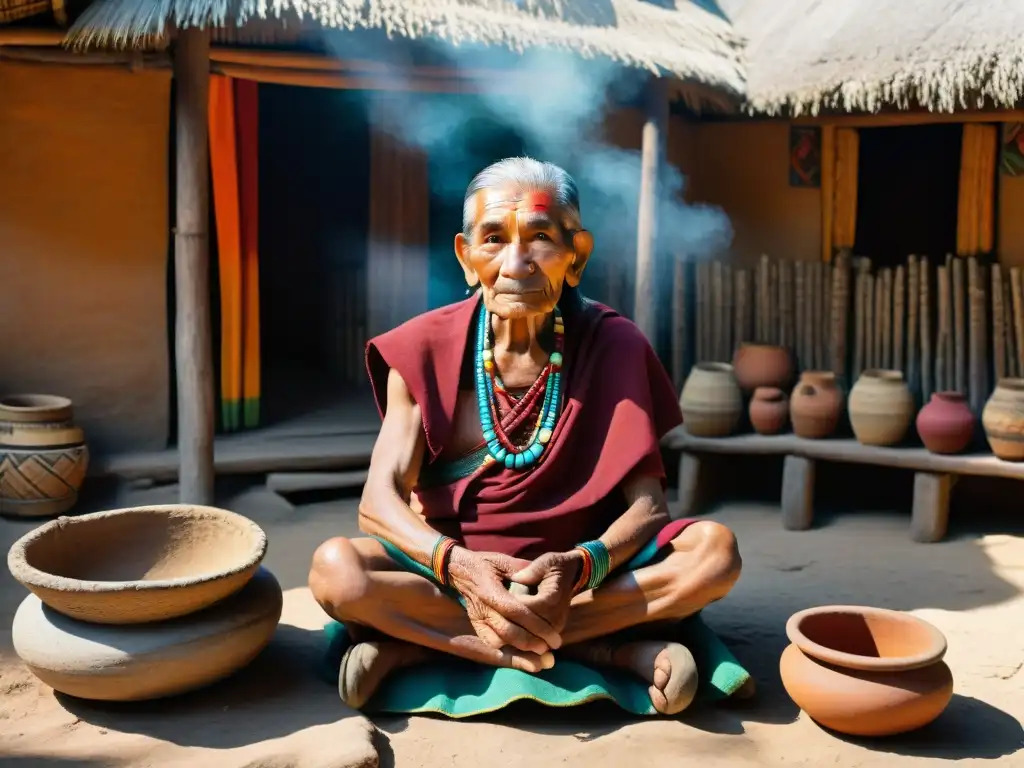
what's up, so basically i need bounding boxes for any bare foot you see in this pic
[564,640,699,715]
[339,640,435,709]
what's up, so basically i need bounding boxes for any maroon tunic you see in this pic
[365,295,682,558]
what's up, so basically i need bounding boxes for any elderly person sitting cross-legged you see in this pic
[309,157,752,718]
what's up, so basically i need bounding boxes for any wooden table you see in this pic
[661,428,1024,542]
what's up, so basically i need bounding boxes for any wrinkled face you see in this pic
[454,183,593,319]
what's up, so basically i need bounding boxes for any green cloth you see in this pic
[321,535,751,718]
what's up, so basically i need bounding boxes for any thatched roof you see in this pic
[63,1,746,99]
[719,0,1024,115]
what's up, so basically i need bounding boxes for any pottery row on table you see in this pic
[679,343,1024,458]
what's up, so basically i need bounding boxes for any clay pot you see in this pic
[679,363,743,438]
[917,392,975,455]
[981,378,1024,461]
[789,371,844,439]
[7,504,268,624]
[849,369,915,447]
[732,344,794,393]
[0,394,89,518]
[779,605,953,737]
[12,566,282,702]
[749,387,789,435]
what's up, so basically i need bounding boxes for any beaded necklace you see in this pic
[475,305,565,470]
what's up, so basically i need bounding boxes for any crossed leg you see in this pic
[309,520,742,713]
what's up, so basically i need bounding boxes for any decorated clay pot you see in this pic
[981,378,1024,461]
[849,370,915,447]
[679,363,743,438]
[789,372,843,439]
[749,387,789,435]
[732,344,794,393]
[779,605,953,737]
[0,394,89,518]
[7,505,268,624]
[12,567,283,702]
[917,392,975,455]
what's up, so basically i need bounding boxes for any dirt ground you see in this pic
[0,477,1021,768]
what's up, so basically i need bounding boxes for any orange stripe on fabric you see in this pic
[208,74,243,431]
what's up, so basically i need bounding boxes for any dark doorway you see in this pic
[257,86,371,427]
[854,124,966,268]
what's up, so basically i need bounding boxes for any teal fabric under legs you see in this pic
[321,535,751,717]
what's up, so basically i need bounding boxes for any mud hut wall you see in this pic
[0,63,171,454]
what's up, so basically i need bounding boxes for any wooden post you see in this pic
[174,28,216,505]
[633,76,669,344]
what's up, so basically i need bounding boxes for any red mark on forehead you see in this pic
[519,191,551,212]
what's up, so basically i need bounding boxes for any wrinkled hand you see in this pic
[447,547,561,657]
[511,551,584,636]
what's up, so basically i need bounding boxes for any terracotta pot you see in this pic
[679,363,743,438]
[13,566,283,702]
[849,369,915,447]
[789,371,844,439]
[7,504,268,624]
[981,378,1024,461]
[779,605,953,737]
[732,344,794,393]
[0,394,89,518]
[917,392,975,455]
[749,387,789,435]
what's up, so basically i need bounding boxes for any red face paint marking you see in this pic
[520,191,551,213]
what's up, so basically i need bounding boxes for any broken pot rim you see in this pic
[7,504,268,594]
[785,604,948,673]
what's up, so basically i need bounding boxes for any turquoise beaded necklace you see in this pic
[475,305,565,470]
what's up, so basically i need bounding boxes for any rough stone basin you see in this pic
[7,504,268,624]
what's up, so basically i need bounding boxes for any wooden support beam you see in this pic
[174,28,216,505]
[910,472,953,543]
[781,455,815,530]
[634,76,669,342]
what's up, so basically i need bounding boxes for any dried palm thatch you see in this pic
[65,0,746,100]
[719,0,1024,115]
[0,0,52,24]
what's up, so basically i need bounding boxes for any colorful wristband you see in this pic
[430,536,458,587]
[573,540,611,593]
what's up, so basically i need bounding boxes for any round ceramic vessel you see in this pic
[789,371,844,439]
[749,387,789,435]
[917,392,975,455]
[0,394,89,518]
[849,369,915,447]
[13,567,283,702]
[679,363,743,438]
[982,378,1024,461]
[732,344,794,393]
[7,504,268,624]
[779,605,953,737]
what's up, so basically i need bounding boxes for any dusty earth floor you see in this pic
[0,474,1021,768]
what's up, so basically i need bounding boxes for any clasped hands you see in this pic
[447,546,585,660]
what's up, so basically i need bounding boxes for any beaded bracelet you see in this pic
[572,540,611,594]
[430,536,458,587]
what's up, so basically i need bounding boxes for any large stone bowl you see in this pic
[7,504,268,624]
[779,605,953,737]
[13,566,283,701]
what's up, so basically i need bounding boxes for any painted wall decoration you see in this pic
[789,126,822,187]
[1000,122,1024,177]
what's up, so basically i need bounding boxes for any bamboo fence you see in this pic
[671,251,1020,416]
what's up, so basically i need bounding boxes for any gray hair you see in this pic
[462,157,583,237]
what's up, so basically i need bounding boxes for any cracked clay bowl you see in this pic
[7,504,268,624]
[779,605,953,737]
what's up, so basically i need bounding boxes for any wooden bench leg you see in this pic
[781,455,815,531]
[911,472,953,543]
[674,451,707,520]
